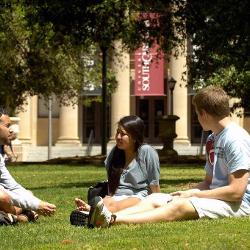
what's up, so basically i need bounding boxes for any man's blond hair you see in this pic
[192,86,230,118]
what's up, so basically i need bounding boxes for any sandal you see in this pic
[0,211,18,226]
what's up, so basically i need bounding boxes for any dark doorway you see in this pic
[82,101,110,143]
[136,97,167,143]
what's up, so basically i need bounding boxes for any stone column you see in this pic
[55,103,81,146]
[110,42,131,141]
[18,97,32,145]
[17,96,38,161]
[169,48,190,145]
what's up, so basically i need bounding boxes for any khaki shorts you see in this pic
[189,197,250,219]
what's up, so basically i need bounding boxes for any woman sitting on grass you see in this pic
[72,115,161,224]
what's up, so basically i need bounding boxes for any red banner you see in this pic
[134,43,164,96]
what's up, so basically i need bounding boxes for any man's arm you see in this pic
[172,170,249,202]
[171,174,211,197]
[194,170,249,202]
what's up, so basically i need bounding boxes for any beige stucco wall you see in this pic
[37,118,59,145]
[18,96,37,145]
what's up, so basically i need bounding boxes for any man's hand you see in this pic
[171,189,200,198]
[37,201,56,216]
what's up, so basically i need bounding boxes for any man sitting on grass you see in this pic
[88,86,250,228]
[0,108,56,225]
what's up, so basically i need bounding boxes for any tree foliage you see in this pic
[1,0,249,112]
[185,0,250,110]
[0,3,30,113]
[0,1,117,113]
[0,0,188,113]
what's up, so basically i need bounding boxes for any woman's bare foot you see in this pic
[16,214,29,223]
[13,212,38,223]
[74,198,90,212]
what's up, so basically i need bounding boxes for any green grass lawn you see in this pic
[1,164,250,250]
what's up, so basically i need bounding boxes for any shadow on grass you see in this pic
[29,180,100,191]
[160,178,202,185]
[29,177,202,191]
[160,165,204,169]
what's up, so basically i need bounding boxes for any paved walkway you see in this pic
[20,143,204,162]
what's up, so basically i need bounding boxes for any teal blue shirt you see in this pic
[105,144,160,197]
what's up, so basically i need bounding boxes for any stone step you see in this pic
[23,146,101,162]
[19,144,202,162]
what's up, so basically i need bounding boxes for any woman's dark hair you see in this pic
[118,115,145,151]
[108,115,145,195]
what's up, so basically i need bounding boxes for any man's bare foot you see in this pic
[75,198,90,212]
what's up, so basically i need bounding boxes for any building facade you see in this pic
[12,46,249,162]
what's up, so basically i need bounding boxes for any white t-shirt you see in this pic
[0,153,41,210]
[205,122,250,204]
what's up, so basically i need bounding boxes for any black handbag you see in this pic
[87,180,108,204]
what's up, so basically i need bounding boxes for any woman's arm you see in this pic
[141,145,160,191]
[150,184,161,193]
